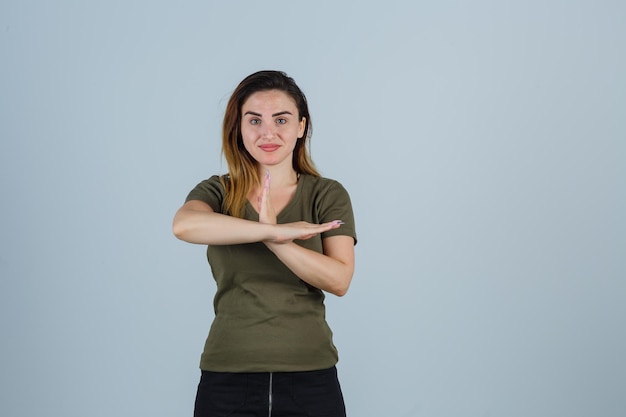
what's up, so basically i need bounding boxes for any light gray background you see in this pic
[1,1,624,416]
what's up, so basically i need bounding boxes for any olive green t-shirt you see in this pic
[185,174,357,372]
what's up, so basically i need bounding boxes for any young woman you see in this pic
[173,70,357,417]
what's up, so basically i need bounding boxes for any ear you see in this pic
[297,117,306,138]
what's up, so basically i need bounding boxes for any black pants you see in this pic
[193,366,346,417]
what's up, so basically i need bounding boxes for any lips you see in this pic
[259,144,280,152]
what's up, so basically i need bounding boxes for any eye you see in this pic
[276,118,287,125]
[250,118,261,125]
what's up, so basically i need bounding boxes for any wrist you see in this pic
[260,222,282,242]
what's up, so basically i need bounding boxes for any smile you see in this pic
[259,144,280,152]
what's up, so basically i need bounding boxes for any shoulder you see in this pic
[185,174,229,209]
[194,174,228,190]
[300,174,349,194]
[299,174,353,209]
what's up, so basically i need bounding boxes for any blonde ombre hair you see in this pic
[220,70,320,217]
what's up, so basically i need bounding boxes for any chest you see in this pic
[247,184,298,216]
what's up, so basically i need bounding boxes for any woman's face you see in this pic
[240,89,305,170]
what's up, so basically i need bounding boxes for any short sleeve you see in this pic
[318,180,357,245]
[185,175,226,214]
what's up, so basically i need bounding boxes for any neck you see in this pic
[257,165,298,188]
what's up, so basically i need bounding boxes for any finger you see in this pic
[264,170,271,190]
[321,220,344,230]
[259,171,276,224]
[263,173,271,211]
[299,221,343,240]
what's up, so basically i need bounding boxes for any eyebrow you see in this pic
[244,111,294,117]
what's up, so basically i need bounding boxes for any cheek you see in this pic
[241,138,256,155]
[240,126,255,145]
[239,136,256,157]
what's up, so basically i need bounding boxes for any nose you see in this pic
[261,123,276,138]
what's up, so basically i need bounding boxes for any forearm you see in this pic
[265,240,354,296]
[173,209,274,245]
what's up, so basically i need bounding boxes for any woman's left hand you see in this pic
[258,171,277,225]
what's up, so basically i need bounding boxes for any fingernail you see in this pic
[334,220,344,225]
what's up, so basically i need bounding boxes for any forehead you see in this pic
[241,90,297,112]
